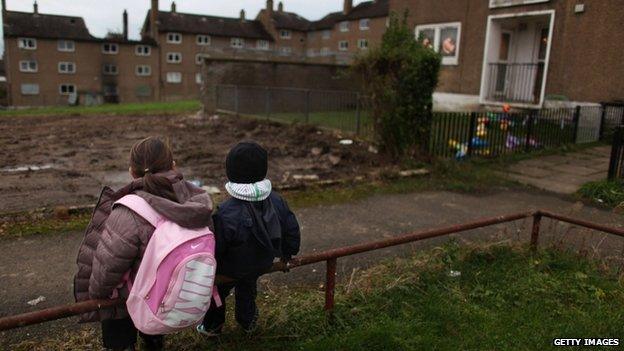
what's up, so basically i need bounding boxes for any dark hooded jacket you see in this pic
[214,191,300,280]
[74,170,213,322]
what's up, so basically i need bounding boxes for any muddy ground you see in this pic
[0,113,388,214]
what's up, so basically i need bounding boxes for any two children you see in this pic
[76,138,300,350]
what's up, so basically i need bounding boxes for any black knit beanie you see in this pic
[226,142,268,184]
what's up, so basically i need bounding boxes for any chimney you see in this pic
[171,1,176,13]
[150,0,159,40]
[240,9,245,21]
[343,0,352,14]
[33,1,38,14]
[266,0,274,15]
[278,1,283,12]
[123,10,128,40]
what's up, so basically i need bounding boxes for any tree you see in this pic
[353,12,441,159]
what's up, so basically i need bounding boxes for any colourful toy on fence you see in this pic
[448,139,468,159]
[506,135,540,149]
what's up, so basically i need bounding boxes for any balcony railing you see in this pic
[485,62,545,105]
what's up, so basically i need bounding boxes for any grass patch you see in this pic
[14,243,624,350]
[0,100,201,117]
[0,213,91,238]
[578,180,624,209]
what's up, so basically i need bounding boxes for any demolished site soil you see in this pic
[0,113,389,214]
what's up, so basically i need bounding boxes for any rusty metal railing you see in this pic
[1,210,623,331]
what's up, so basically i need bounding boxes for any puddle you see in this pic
[1,164,55,173]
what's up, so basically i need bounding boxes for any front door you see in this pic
[495,31,513,95]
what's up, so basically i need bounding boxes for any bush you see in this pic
[353,12,441,160]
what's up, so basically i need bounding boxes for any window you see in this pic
[103,85,118,96]
[58,40,75,52]
[135,45,151,56]
[58,62,76,74]
[195,73,203,85]
[280,30,291,39]
[136,65,151,76]
[415,22,461,65]
[166,72,182,83]
[359,18,370,30]
[279,47,292,55]
[307,48,316,56]
[320,47,330,56]
[59,84,76,95]
[167,52,182,63]
[357,39,368,50]
[196,35,211,46]
[20,83,39,95]
[196,54,208,65]
[257,40,269,50]
[18,38,37,50]
[489,0,549,8]
[19,60,38,73]
[339,21,349,32]
[338,40,349,51]
[322,30,331,39]
[230,38,244,49]
[102,43,118,54]
[103,64,118,75]
[167,33,182,44]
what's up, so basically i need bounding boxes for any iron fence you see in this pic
[608,126,624,180]
[485,63,544,105]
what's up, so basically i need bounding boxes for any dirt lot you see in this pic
[0,112,388,214]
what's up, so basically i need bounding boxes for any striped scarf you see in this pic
[225,179,272,202]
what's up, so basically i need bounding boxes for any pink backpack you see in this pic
[114,194,221,335]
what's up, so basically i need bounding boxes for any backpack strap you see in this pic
[114,194,163,228]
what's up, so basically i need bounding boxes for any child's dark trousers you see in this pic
[202,276,259,331]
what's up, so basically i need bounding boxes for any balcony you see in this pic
[484,62,544,104]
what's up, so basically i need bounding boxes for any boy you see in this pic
[197,141,301,336]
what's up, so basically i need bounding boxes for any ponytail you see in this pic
[130,137,179,203]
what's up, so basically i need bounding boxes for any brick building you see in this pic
[390,0,624,109]
[2,0,389,106]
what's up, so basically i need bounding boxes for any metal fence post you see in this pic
[608,127,623,180]
[530,212,542,252]
[467,112,478,157]
[572,105,581,144]
[355,93,361,135]
[599,103,607,141]
[525,110,536,153]
[234,85,240,117]
[324,258,337,313]
[305,90,311,124]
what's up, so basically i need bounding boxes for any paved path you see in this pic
[506,146,611,194]
[1,188,623,346]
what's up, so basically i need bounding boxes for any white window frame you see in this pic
[256,40,269,50]
[338,40,349,51]
[320,47,330,56]
[280,30,292,39]
[195,73,203,85]
[167,32,182,44]
[196,54,209,65]
[489,0,549,8]
[359,18,370,30]
[196,35,211,46]
[322,30,331,39]
[20,83,39,95]
[102,43,119,54]
[415,22,462,65]
[339,21,349,32]
[279,46,292,55]
[135,65,151,76]
[135,45,151,56]
[18,38,37,50]
[357,39,368,50]
[166,72,182,84]
[58,62,76,74]
[230,37,244,49]
[167,52,182,64]
[19,60,38,73]
[102,64,119,76]
[57,40,75,52]
[59,84,76,95]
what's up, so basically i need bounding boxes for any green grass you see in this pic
[15,243,624,350]
[0,213,91,238]
[241,110,374,135]
[0,100,201,117]
[578,179,624,209]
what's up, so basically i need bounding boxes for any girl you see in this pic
[74,137,213,351]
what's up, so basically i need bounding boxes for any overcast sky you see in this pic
[1,0,366,50]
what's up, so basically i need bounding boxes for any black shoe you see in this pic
[197,324,223,338]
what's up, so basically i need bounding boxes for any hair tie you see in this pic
[144,168,151,174]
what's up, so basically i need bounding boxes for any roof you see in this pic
[144,10,273,40]
[3,11,95,41]
[268,10,311,31]
[311,0,389,30]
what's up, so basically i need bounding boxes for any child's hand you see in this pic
[279,256,291,272]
